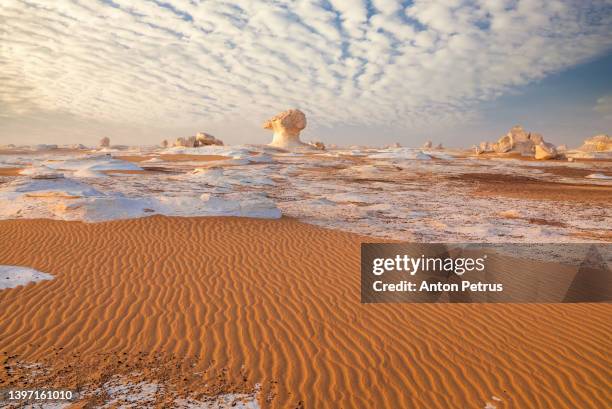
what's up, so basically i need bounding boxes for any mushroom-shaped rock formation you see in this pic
[160,139,168,148]
[99,137,110,148]
[423,141,433,149]
[535,142,558,160]
[264,109,307,148]
[578,134,611,152]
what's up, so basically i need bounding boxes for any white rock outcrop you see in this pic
[173,132,224,148]
[474,141,494,154]
[264,109,307,148]
[174,137,189,147]
[308,141,326,150]
[534,142,558,160]
[195,132,224,146]
[99,137,110,148]
[578,134,611,152]
[477,126,559,159]
[423,141,433,149]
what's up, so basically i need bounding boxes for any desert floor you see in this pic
[1,216,610,408]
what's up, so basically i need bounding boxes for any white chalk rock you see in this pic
[578,134,611,152]
[529,132,544,145]
[264,109,307,148]
[493,135,513,153]
[195,132,224,146]
[308,141,326,150]
[535,142,558,160]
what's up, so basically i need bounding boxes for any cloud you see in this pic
[594,95,612,119]
[0,0,611,143]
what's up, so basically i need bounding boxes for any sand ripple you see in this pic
[0,216,610,408]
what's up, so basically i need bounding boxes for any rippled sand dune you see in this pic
[0,216,610,408]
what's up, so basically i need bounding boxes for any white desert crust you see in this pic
[0,265,54,290]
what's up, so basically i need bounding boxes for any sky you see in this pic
[1,0,611,148]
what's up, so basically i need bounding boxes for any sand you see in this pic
[455,173,612,204]
[0,168,24,177]
[0,216,610,408]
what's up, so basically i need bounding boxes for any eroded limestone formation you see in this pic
[195,132,224,146]
[578,134,611,152]
[476,126,558,159]
[99,137,110,148]
[173,132,224,147]
[534,142,558,160]
[264,109,307,148]
[308,141,326,150]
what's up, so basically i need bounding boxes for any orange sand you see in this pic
[455,173,612,204]
[0,168,24,177]
[0,216,610,408]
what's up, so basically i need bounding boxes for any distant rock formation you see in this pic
[578,134,611,152]
[390,142,402,148]
[435,143,443,150]
[474,141,494,154]
[423,141,433,149]
[99,137,110,148]
[195,132,224,146]
[173,132,223,148]
[308,141,326,150]
[173,137,186,147]
[160,140,168,148]
[476,125,558,159]
[264,109,307,148]
[535,142,558,160]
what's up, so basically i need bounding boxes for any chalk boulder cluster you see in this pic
[173,132,224,148]
[578,134,611,152]
[475,126,559,160]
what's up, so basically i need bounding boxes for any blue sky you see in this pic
[1,0,611,148]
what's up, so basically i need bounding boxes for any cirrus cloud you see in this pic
[0,0,611,143]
